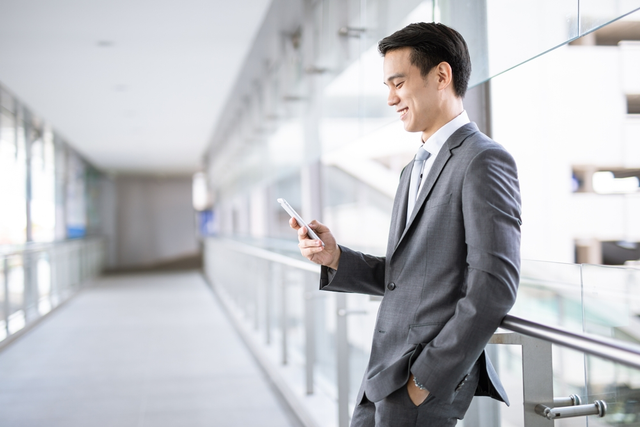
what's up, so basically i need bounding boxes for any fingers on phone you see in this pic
[289,217,299,229]
[297,225,312,240]
[299,238,322,250]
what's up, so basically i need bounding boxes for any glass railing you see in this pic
[487,260,640,427]
[0,238,105,344]
[513,260,640,344]
[204,237,640,427]
[483,317,640,427]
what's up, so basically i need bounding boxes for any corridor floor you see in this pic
[0,271,301,427]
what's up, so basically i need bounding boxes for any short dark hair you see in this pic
[378,22,471,98]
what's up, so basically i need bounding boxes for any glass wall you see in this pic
[0,84,104,246]
[0,90,27,245]
[30,126,56,242]
[0,84,106,344]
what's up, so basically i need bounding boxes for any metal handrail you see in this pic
[501,314,640,370]
[220,238,320,273]
[0,237,103,258]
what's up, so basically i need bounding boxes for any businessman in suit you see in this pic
[291,22,521,426]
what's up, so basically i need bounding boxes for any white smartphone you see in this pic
[277,198,324,245]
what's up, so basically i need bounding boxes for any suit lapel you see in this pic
[387,161,412,254]
[391,122,479,256]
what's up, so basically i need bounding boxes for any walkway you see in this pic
[0,271,301,427]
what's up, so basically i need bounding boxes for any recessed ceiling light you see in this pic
[97,40,114,47]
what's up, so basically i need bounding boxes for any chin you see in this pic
[403,123,418,133]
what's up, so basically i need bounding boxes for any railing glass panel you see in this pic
[205,237,640,427]
[516,259,584,332]
[582,263,640,344]
[586,352,640,426]
[0,238,104,344]
[515,260,640,348]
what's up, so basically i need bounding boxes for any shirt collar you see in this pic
[422,110,470,155]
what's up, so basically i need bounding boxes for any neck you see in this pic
[421,98,464,142]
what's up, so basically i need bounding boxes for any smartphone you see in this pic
[277,198,324,245]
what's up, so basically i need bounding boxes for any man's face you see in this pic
[383,47,440,140]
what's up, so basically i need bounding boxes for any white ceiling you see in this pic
[0,0,272,174]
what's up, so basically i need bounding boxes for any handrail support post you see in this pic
[521,335,554,426]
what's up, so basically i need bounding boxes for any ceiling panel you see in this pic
[0,0,272,173]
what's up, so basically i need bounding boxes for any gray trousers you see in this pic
[350,361,480,427]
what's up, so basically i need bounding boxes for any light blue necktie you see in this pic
[407,146,431,224]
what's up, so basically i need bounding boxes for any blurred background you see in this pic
[2,1,640,426]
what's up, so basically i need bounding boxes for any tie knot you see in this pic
[415,147,430,162]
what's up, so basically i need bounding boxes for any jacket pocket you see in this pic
[407,322,445,345]
[425,193,452,210]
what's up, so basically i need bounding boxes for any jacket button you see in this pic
[387,282,396,291]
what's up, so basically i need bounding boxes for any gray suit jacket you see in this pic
[320,122,521,406]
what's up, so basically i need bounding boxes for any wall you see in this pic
[112,174,199,269]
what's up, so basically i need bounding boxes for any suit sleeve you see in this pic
[410,146,521,402]
[320,245,386,296]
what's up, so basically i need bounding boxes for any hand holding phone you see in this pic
[277,198,324,246]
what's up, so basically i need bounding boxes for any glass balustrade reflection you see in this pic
[4,255,25,335]
[583,350,640,426]
[515,261,640,345]
[512,260,584,332]
[0,240,103,345]
[582,264,640,345]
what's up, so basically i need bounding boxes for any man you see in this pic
[291,22,521,426]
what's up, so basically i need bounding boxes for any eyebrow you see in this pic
[384,72,406,85]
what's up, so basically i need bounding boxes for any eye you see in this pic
[395,81,404,89]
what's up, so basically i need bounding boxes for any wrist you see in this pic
[413,375,428,391]
[327,246,341,270]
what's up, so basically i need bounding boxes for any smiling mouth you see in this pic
[397,107,408,119]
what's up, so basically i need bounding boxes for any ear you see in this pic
[434,62,453,91]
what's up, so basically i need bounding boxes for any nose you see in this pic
[387,89,399,106]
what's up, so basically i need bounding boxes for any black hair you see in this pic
[378,22,471,98]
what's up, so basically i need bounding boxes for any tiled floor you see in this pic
[0,271,302,427]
